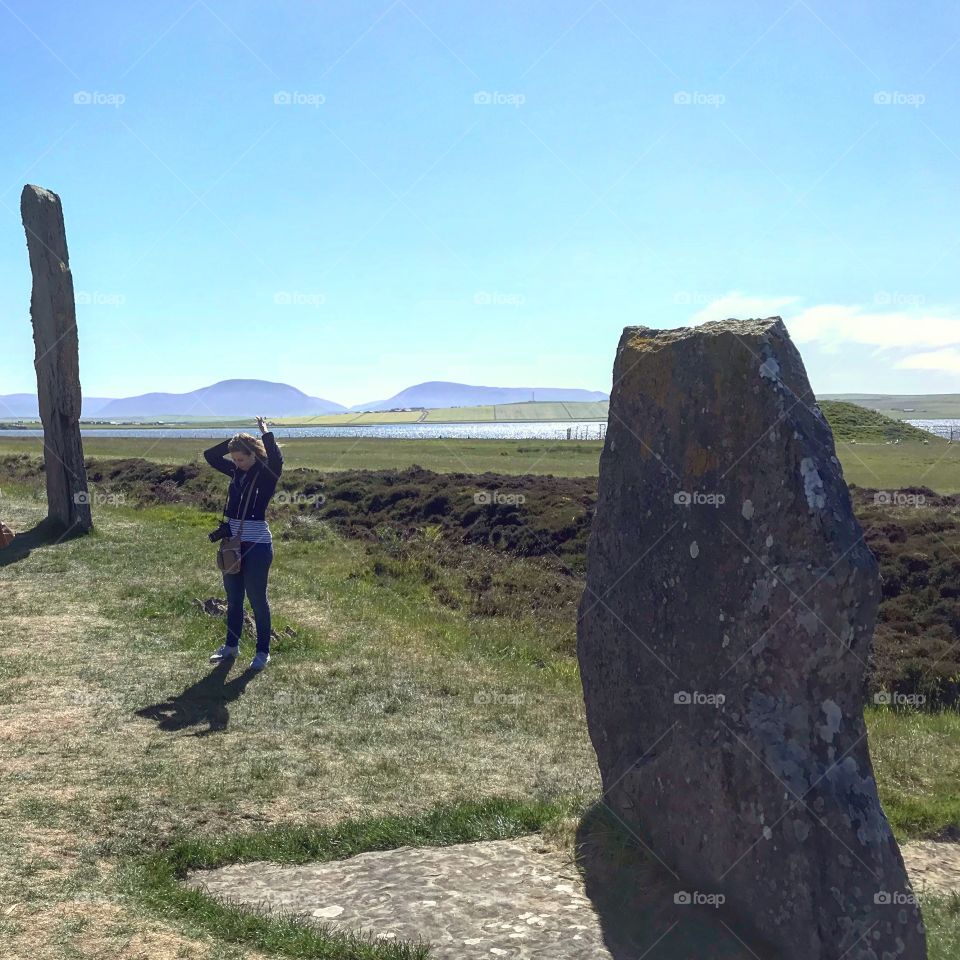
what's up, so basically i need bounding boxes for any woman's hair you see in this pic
[228,432,267,460]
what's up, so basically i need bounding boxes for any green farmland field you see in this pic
[0,435,957,492]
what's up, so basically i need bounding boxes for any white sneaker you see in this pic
[209,644,239,663]
[249,651,270,671]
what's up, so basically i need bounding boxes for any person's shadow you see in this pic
[0,517,86,568]
[136,661,260,736]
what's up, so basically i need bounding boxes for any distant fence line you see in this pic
[907,421,960,442]
[563,424,607,440]
[557,423,960,443]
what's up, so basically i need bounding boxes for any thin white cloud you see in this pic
[788,304,960,351]
[686,293,960,353]
[688,292,801,327]
[896,348,960,375]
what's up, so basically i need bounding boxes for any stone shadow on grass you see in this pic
[136,660,260,736]
[0,516,88,567]
[575,803,780,960]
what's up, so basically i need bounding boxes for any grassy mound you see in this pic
[818,400,937,443]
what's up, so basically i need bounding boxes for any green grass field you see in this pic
[0,435,607,475]
[836,440,960,493]
[1,433,957,491]
[1,442,960,956]
[277,401,611,424]
[286,410,425,425]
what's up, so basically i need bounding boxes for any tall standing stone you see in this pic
[577,318,926,959]
[20,184,92,533]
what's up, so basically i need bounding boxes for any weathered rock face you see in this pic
[20,184,92,533]
[577,318,926,959]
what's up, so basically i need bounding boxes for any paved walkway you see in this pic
[901,840,960,897]
[187,835,613,959]
[184,836,960,959]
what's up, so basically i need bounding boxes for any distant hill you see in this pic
[2,380,608,419]
[97,380,346,417]
[819,401,940,443]
[2,382,342,419]
[821,394,960,420]
[81,397,115,416]
[351,381,609,412]
[0,393,43,417]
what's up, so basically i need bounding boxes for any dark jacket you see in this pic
[204,432,283,522]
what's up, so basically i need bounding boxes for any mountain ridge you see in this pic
[1,379,610,418]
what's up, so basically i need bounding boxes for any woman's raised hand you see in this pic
[256,416,270,434]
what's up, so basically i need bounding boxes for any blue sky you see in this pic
[2,0,959,406]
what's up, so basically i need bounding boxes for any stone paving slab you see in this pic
[186,835,613,958]
[901,841,960,897]
[184,835,960,958]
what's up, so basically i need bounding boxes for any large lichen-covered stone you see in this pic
[20,184,91,533]
[577,318,926,959]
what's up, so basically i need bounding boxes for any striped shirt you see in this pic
[228,466,273,544]
[227,517,273,544]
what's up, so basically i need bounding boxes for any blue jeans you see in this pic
[222,541,274,654]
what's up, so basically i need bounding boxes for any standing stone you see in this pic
[577,318,926,959]
[20,184,92,533]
